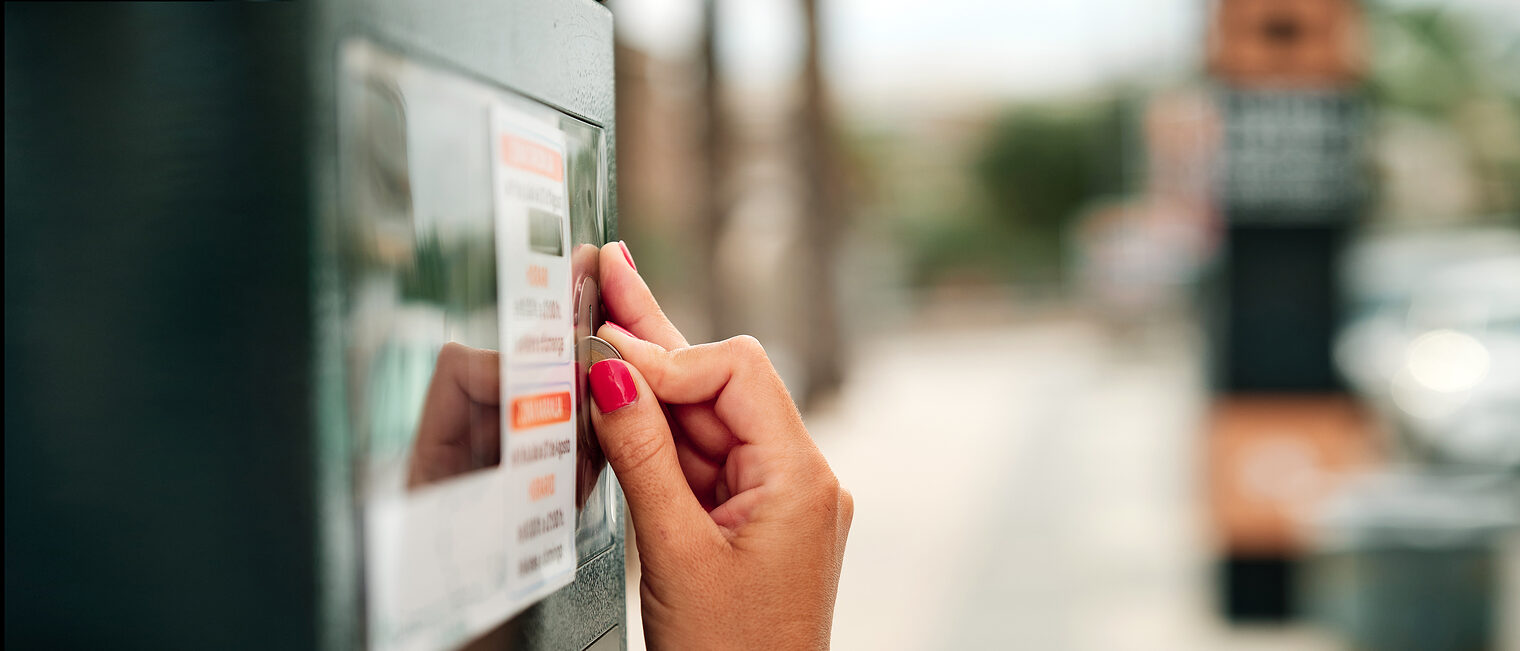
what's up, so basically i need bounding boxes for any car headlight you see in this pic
[1406,329,1490,393]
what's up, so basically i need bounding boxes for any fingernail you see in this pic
[619,241,637,271]
[603,321,636,339]
[589,360,638,413]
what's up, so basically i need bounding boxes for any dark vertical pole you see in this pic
[799,0,845,405]
[1204,0,1368,625]
[698,0,733,341]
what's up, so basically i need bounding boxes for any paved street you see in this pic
[628,314,1344,650]
[811,316,1343,650]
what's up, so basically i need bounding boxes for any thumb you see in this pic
[587,359,719,558]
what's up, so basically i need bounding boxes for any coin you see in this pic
[585,335,622,365]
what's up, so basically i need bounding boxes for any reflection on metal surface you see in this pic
[573,261,604,512]
[339,39,616,650]
[571,268,617,558]
[406,344,505,489]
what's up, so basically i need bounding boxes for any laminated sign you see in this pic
[349,41,589,651]
[491,103,579,604]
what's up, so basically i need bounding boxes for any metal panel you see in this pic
[309,2,624,649]
[6,4,317,649]
[6,1,622,649]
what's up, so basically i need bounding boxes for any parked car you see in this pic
[1336,226,1520,470]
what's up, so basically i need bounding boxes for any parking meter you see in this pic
[1201,0,1369,623]
[6,1,625,649]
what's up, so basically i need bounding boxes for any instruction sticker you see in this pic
[345,40,607,651]
[491,103,579,606]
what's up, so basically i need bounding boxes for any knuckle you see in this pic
[726,335,767,362]
[823,476,843,505]
[605,423,669,477]
[807,470,844,508]
[625,312,659,337]
[642,349,675,389]
[438,341,466,361]
[838,486,855,524]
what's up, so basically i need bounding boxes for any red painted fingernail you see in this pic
[589,360,638,413]
[619,241,637,271]
[603,321,636,339]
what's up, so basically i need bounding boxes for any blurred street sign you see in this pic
[1206,394,1379,621]
[1208,0,1365,88]
[1219,89,1364,221]
[1208,395,1377,555]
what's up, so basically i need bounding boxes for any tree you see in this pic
[797,0,845,404]
[972,101,1126,280]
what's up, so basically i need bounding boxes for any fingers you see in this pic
[674,438,724,511]
[408,343,502,487]
[437,341,502,404]
[587,359,720,556]
[597,326,802,448]
[670,401,739,462]
[599,242,688,350]
[598,242,738,457]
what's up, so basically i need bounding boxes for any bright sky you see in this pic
[609,0,1519,107]
[610,0,1201,103]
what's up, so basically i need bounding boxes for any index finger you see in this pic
[599,242,688,350]
[598,326,804,448]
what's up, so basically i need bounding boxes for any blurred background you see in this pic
[7,1,1516,649]
[606,0,1520,648]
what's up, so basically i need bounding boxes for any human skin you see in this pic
[407,341,502,489]
[589,242,854,651]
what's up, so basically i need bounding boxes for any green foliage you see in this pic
[858,99,1130,288]
[1367,7,1482,118]
[942,99,1126,283]
[399,234,498,312]
[974,103,1121,241]
[903,214,1017,287]
[1365,2,1520,217]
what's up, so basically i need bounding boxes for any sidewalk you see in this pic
[628,314,1344,650]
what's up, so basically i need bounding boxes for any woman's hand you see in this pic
[407,343,501,489]
[590,242,853,650]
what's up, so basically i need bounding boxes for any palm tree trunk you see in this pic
[698,0,734,341]
[798,0,845,404]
